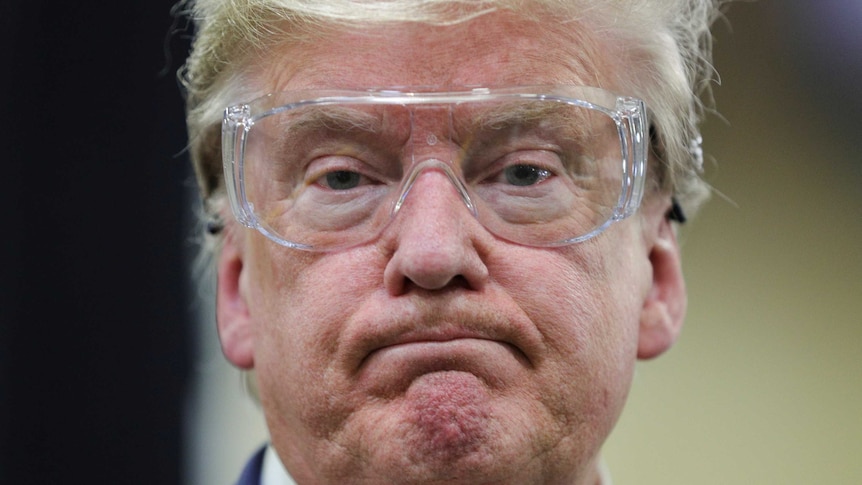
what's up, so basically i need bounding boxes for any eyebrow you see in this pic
[276,100,595,134]
[260,104,414,166]
[276,105,386,134]
[457,100,603,143]
[473,102,567,128]
[262,100,611,160]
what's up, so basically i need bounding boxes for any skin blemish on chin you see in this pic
[404,371,492,458]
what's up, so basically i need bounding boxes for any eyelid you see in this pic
[305,155,373,186]
[464,151,560,189]
[464,135,563,175]
[307,151,413,195]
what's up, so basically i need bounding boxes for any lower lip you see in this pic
[357,338,526,396]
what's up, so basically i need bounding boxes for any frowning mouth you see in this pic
[357,335,530,396]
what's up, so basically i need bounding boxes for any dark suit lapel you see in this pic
[235,446,267,485]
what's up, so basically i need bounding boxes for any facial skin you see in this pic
[216,9,687,485]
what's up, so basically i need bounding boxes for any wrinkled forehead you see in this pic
[243,9,618,98]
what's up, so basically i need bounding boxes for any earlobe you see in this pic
[637,217,687,360]
[216,230,256,369]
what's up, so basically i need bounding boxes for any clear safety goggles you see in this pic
[222,85,647,251]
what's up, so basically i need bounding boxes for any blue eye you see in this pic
[503,164,551,186]
[323,171,363,190]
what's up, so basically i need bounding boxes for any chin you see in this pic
[321,372,580,485]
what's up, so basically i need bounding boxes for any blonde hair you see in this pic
[179,0,724,225]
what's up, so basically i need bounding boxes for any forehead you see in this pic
[250,9,617,95]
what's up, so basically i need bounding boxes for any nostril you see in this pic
[401,273,471,294]
[450,274,470,288]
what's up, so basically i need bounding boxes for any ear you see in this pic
[637,216,687,360]
[216,230,255,369]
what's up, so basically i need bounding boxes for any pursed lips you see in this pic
[355,329,531,396]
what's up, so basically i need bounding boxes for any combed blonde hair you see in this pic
[180,0,724,225]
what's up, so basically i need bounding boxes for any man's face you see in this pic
[217,10,685,485]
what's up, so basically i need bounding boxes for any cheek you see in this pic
[248,243,374,350]
[504,237,646,414]
[245,243,385,431]
[512,242,643,353]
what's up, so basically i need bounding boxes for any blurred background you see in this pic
[2,1,859,484]
[605,1,862,483]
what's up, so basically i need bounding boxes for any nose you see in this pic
[381,163,490,295]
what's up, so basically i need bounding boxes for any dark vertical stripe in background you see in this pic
[1,2,192,483]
